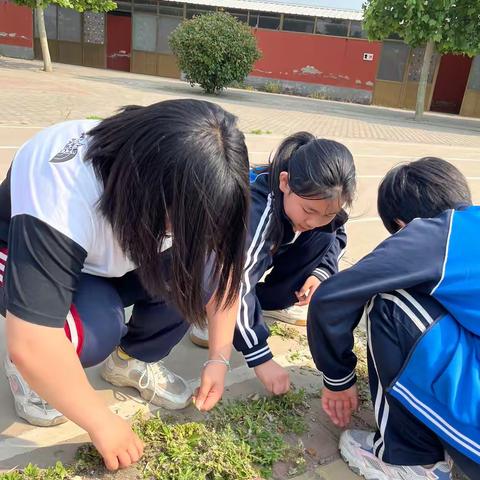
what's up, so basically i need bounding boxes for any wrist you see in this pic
[203,353,231,371]
[82,404,116,434]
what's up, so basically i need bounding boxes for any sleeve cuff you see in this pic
[242,342,273,368]
[322,370,357,391]
[312,268,331,282]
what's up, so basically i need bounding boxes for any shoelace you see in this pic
[28,391,49,416]
[138,361,173,405]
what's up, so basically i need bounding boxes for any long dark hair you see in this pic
[378,157,472,234]
[86,99,250,325]
[268,132,356,251]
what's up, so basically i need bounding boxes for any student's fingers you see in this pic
[127,444,141,464]
[321,394,331,415]
[343,399,352,425]
[294,297,309,307]
[193,385,208,411]
[272,380,286,395]
[103,453,119,471]
[200,388,222,411]
[351,391,359,412]
[304,288,315,305]
[334,399,345,427]
[328,399,340,425]
[134,435,144,458]
[117,450,132,469]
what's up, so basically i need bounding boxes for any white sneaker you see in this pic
[101,349,192,410]
[339,429,452,480]
[190,325,209,348]
[263,305,308,326]
[4,356,67,427]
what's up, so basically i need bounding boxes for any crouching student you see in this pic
[191,132,356,396]
[307,157,480,480]
[0,99,250,470]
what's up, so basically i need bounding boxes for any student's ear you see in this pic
[395,219,407,230]
[279,171,290,194]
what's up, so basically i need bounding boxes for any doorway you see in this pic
[430,54,472,114]
[106,12,131,72]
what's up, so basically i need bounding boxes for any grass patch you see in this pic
[353,328,370,407]
[262,82,283,94]
[208,389,309,478]
[250,129,272,135]
[85,115,103,120]
[0,391,310,480]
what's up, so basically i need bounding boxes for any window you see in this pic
[133,12,157,52]
[186,5,216,19]
[283,15,315,33]
[158,1,183,17]
[157,15,181,53]
[83,12,105,44]
[58,8,81,42]
[248,11,281,30]
[223,8,248,23]
[349,21,366,38]
[407,47,438,83]
[467,56,480,91]
[377,41,410,82]
[316,17,349,37]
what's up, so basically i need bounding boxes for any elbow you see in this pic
[6,332,37,370]
[7,341,33,369]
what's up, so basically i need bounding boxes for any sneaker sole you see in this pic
[14,402,68,428]
[339,433,388,480]
[189,332,209,348]
[101,370,192,411]
[263,311,307,327]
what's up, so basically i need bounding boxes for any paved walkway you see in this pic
[0,57,478,479]
[2,57,480,147]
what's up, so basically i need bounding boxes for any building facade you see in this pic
[1,0,479,116]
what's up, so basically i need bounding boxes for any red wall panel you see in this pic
[252,29,382,91]
[0,0,33,48]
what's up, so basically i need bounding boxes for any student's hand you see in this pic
[254,359,290,395]
[322,384,358,428]
[194,362,228,411]
[88,413,144,471]
[295,276,321,306]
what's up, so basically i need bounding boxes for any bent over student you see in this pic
[0,99,250,470]
[191,132,355,395]
[308,158,480,480]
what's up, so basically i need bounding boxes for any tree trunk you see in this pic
[414,40,434,121]
[35,3,52,72]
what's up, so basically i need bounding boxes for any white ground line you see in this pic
[249,151,480,163]
[358,174,480,181]
[349,217,381,223]
[0,125,44,129]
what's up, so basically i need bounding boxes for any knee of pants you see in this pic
[71,274,127,368]
[78,308,127,368]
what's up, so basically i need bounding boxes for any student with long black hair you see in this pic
[191,132,356,395]
[0,99,250,470]
[308,158,480,480]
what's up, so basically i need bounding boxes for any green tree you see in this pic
[170,11,261,94]
[12,0,116,72]
[363,0,480,120]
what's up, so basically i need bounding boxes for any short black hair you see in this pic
[378,157,472,234]
[86,99,250,325]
